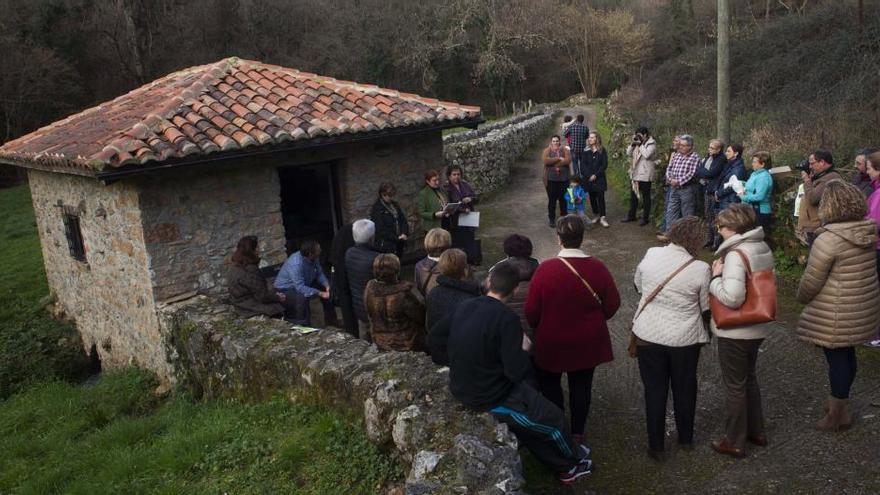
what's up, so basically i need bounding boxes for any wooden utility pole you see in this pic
[717,0,730,142]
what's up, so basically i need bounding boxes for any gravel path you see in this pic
[476,107,880,494]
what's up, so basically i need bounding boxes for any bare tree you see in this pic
[560,6,652,98]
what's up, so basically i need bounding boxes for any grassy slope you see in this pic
[0,184,401,491]
[0,186,90,397]
[0,369,399,494]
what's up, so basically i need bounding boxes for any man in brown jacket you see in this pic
[797,149,842,246]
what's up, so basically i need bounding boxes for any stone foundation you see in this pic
[160,296,526,495]
[443,112,555,195]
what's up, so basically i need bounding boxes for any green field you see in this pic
[0,185,400,493]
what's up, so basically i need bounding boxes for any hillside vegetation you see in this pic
[609,2,879,258]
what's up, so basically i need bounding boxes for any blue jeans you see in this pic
[664,183,699,233]
[282,283,336,326]
[571,150,585,178]
[660,187,672,232]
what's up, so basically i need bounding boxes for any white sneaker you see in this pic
[864,339,880,348]
[590,216,600,224]
[599,216,609,228]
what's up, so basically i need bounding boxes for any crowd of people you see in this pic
[223,125,880,485]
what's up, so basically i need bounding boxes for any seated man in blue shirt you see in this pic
[446,263,592,485]
[274,239,338,327]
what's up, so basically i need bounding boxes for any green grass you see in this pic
[0,185,90,397]
[0,368,401,494]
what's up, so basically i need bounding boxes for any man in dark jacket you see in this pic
[446,264,592,485]
[345,219,381,341]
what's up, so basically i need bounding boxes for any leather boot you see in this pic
[814,396,837,431]
[836,397,853,430]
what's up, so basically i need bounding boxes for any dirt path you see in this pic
[477,107,880,494]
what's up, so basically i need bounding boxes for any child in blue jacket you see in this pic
[564,176,589,222]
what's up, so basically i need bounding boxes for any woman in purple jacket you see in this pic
[863,151,880,347]
[446,165,481,265]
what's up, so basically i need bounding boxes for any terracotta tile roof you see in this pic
[0,57,481,175]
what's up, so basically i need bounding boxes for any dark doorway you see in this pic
[278,163,341,261]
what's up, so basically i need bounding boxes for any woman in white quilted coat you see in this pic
[708,204,774,458]
[632,216,711,459]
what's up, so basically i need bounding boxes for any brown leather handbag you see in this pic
[709,249,777,329]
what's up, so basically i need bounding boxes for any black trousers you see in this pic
[490,382,586,472]
[823,346,857,399]
[628,181,652,222]
[755,210,773,251]
[535,367,595,436]
[281,283,336,327]
[636,343,702,451]
[589,190,606,217]
[547,181,568,222]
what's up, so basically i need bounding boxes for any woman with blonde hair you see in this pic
[797,181,880,430]
[583,131,610,227]
[709,204,775,458]
[632,216,711,459]
[414,228,452,299]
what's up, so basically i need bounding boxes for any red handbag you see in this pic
[710,249,777,329]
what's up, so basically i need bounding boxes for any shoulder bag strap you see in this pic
[420,260,438,294]
[558,257,602,306]
[730,249,752,276]
[633,258,696,321]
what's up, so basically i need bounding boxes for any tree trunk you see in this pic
[717,0,730,142]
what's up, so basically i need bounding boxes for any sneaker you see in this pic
[591,216,600,224]
[638,220,649,226]
[577,443,592,460]
[559,460,592,484]
[599,216,610,228]
[621,217,636,223]
[656,234,669,242]
[864,339,880,348]
[549,220,555,228]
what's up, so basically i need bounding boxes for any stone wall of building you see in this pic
[160,296,526,495]
[136,130,445,303]
[442,112,554,195]
[27,170,171,378]
[335,131,445,239]
[137,163,287,302]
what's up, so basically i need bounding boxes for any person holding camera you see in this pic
[624,127,657,226]
[797,150,842,247]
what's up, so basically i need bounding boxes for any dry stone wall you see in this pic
[27,170,171,377]
[160,297,526,495]
[442,112,554,195]
[137,163,287,302]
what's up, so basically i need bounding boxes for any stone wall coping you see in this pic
[159,295,527,495]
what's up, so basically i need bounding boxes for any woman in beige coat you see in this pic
[709,204,774,457]
[796,181,880,431]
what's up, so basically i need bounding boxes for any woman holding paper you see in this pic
[446,165,480,265]
[417,170,450,232]
[739,152,774,249]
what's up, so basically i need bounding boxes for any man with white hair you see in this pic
[345,219,381,341]
[661,134,702,238]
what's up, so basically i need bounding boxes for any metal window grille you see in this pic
[62,212,86,262]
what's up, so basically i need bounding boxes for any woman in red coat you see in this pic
[525,215,621,446]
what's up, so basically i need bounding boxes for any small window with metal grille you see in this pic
[61,211,87,262]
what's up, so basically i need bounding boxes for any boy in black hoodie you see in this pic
[446,264,592,484]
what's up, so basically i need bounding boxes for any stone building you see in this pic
[0,57,481,379]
